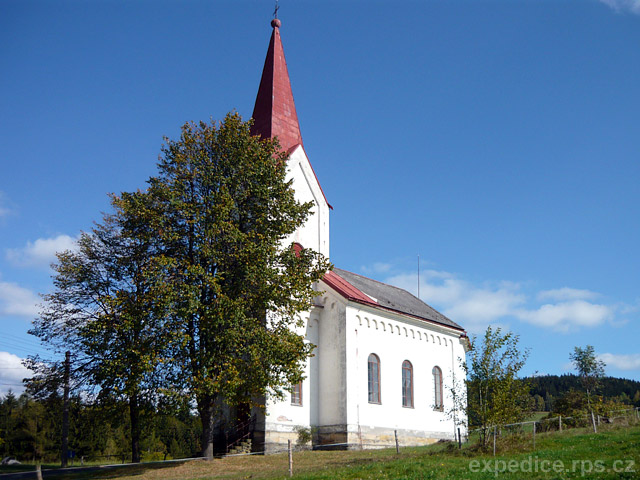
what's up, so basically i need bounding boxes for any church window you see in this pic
[402,360,413,408]
[433,366,443,410]
[291,381,302,406]
[368,354,381,404]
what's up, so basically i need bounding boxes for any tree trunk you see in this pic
[199,398,216,459]
[129,393,141,463]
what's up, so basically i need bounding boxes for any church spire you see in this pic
[250,18,303,153]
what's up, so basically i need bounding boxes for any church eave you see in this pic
[321,271,465,334]
[348,298,466,334]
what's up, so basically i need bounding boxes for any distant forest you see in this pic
[2,374,639,463]
[524,374,640,412]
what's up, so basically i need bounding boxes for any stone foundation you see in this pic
[254,424,454,452]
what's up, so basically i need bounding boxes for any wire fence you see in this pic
[466,406,640,455]
[214,407,640,461]
[11,409,638,480]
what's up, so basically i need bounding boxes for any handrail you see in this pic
[225,415,256,453]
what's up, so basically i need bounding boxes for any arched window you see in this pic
[368,354,381,404]
[433,366,443,410]
[402,360,413,408]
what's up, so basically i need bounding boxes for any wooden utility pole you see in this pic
[61,351,71,467]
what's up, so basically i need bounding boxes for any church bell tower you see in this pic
[250,18,331,258]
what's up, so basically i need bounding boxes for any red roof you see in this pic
[251,21,332,210]
[250,22,303,153]
[323,270,378,306]
[322,269,466,333]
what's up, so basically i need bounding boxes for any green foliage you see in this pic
[552,389,632,418]
[454,327,531,445]
[0,392,201,463]
[532,394,545,412]
[28,210,174,463]
[570,345,606,412]
[294,425,316,446]
[114,113,331,457]
[525,374,640,411]
[25,112,330,460]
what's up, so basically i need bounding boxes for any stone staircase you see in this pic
[227,438,252,455]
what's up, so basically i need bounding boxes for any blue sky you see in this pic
[1,0,639,395]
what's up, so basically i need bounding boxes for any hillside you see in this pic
[526,374,640,411]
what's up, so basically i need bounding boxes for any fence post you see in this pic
[636,407,639,421]
[457,427,462,449]
[591,412,597,433]
[81,456,84,466]
[559,416,562,432]
[493,426,497,456]
[533,422,536,449]
[36,464,43,480]
[394,429,399,454]
[288,440,293,477]
[597,415,601,426]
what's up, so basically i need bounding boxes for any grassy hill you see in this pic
[6,423,638,480]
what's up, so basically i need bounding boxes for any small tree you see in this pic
[451,326,531,445]
[570,345,605,415]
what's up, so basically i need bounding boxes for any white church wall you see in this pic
[259,310,314,449]
[316,292,348,431]
[259,289,467,450]
[286,146,330,258]
[344,305,467,446]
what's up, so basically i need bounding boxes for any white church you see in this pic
[243,18,469,451]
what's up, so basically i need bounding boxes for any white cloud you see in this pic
[385,267,618,334]
[599,0,640,14]
[361,262,393,274]
[387,271,525,332]
[6,234,78,268]
[598,353,640,371]
[537,287,599,302]
[516,300,613,332]
[0,351,31,396]
[0,281,40,317]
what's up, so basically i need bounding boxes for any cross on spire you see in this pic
[273,0,279,19]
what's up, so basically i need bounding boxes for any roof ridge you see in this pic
[334,267,421,298]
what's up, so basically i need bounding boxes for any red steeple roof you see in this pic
[250,19,303,153]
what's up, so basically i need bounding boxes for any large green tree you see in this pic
[116,112,330,458]
[29,210,172,463]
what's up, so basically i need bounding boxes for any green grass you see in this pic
[4,423,639,480]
